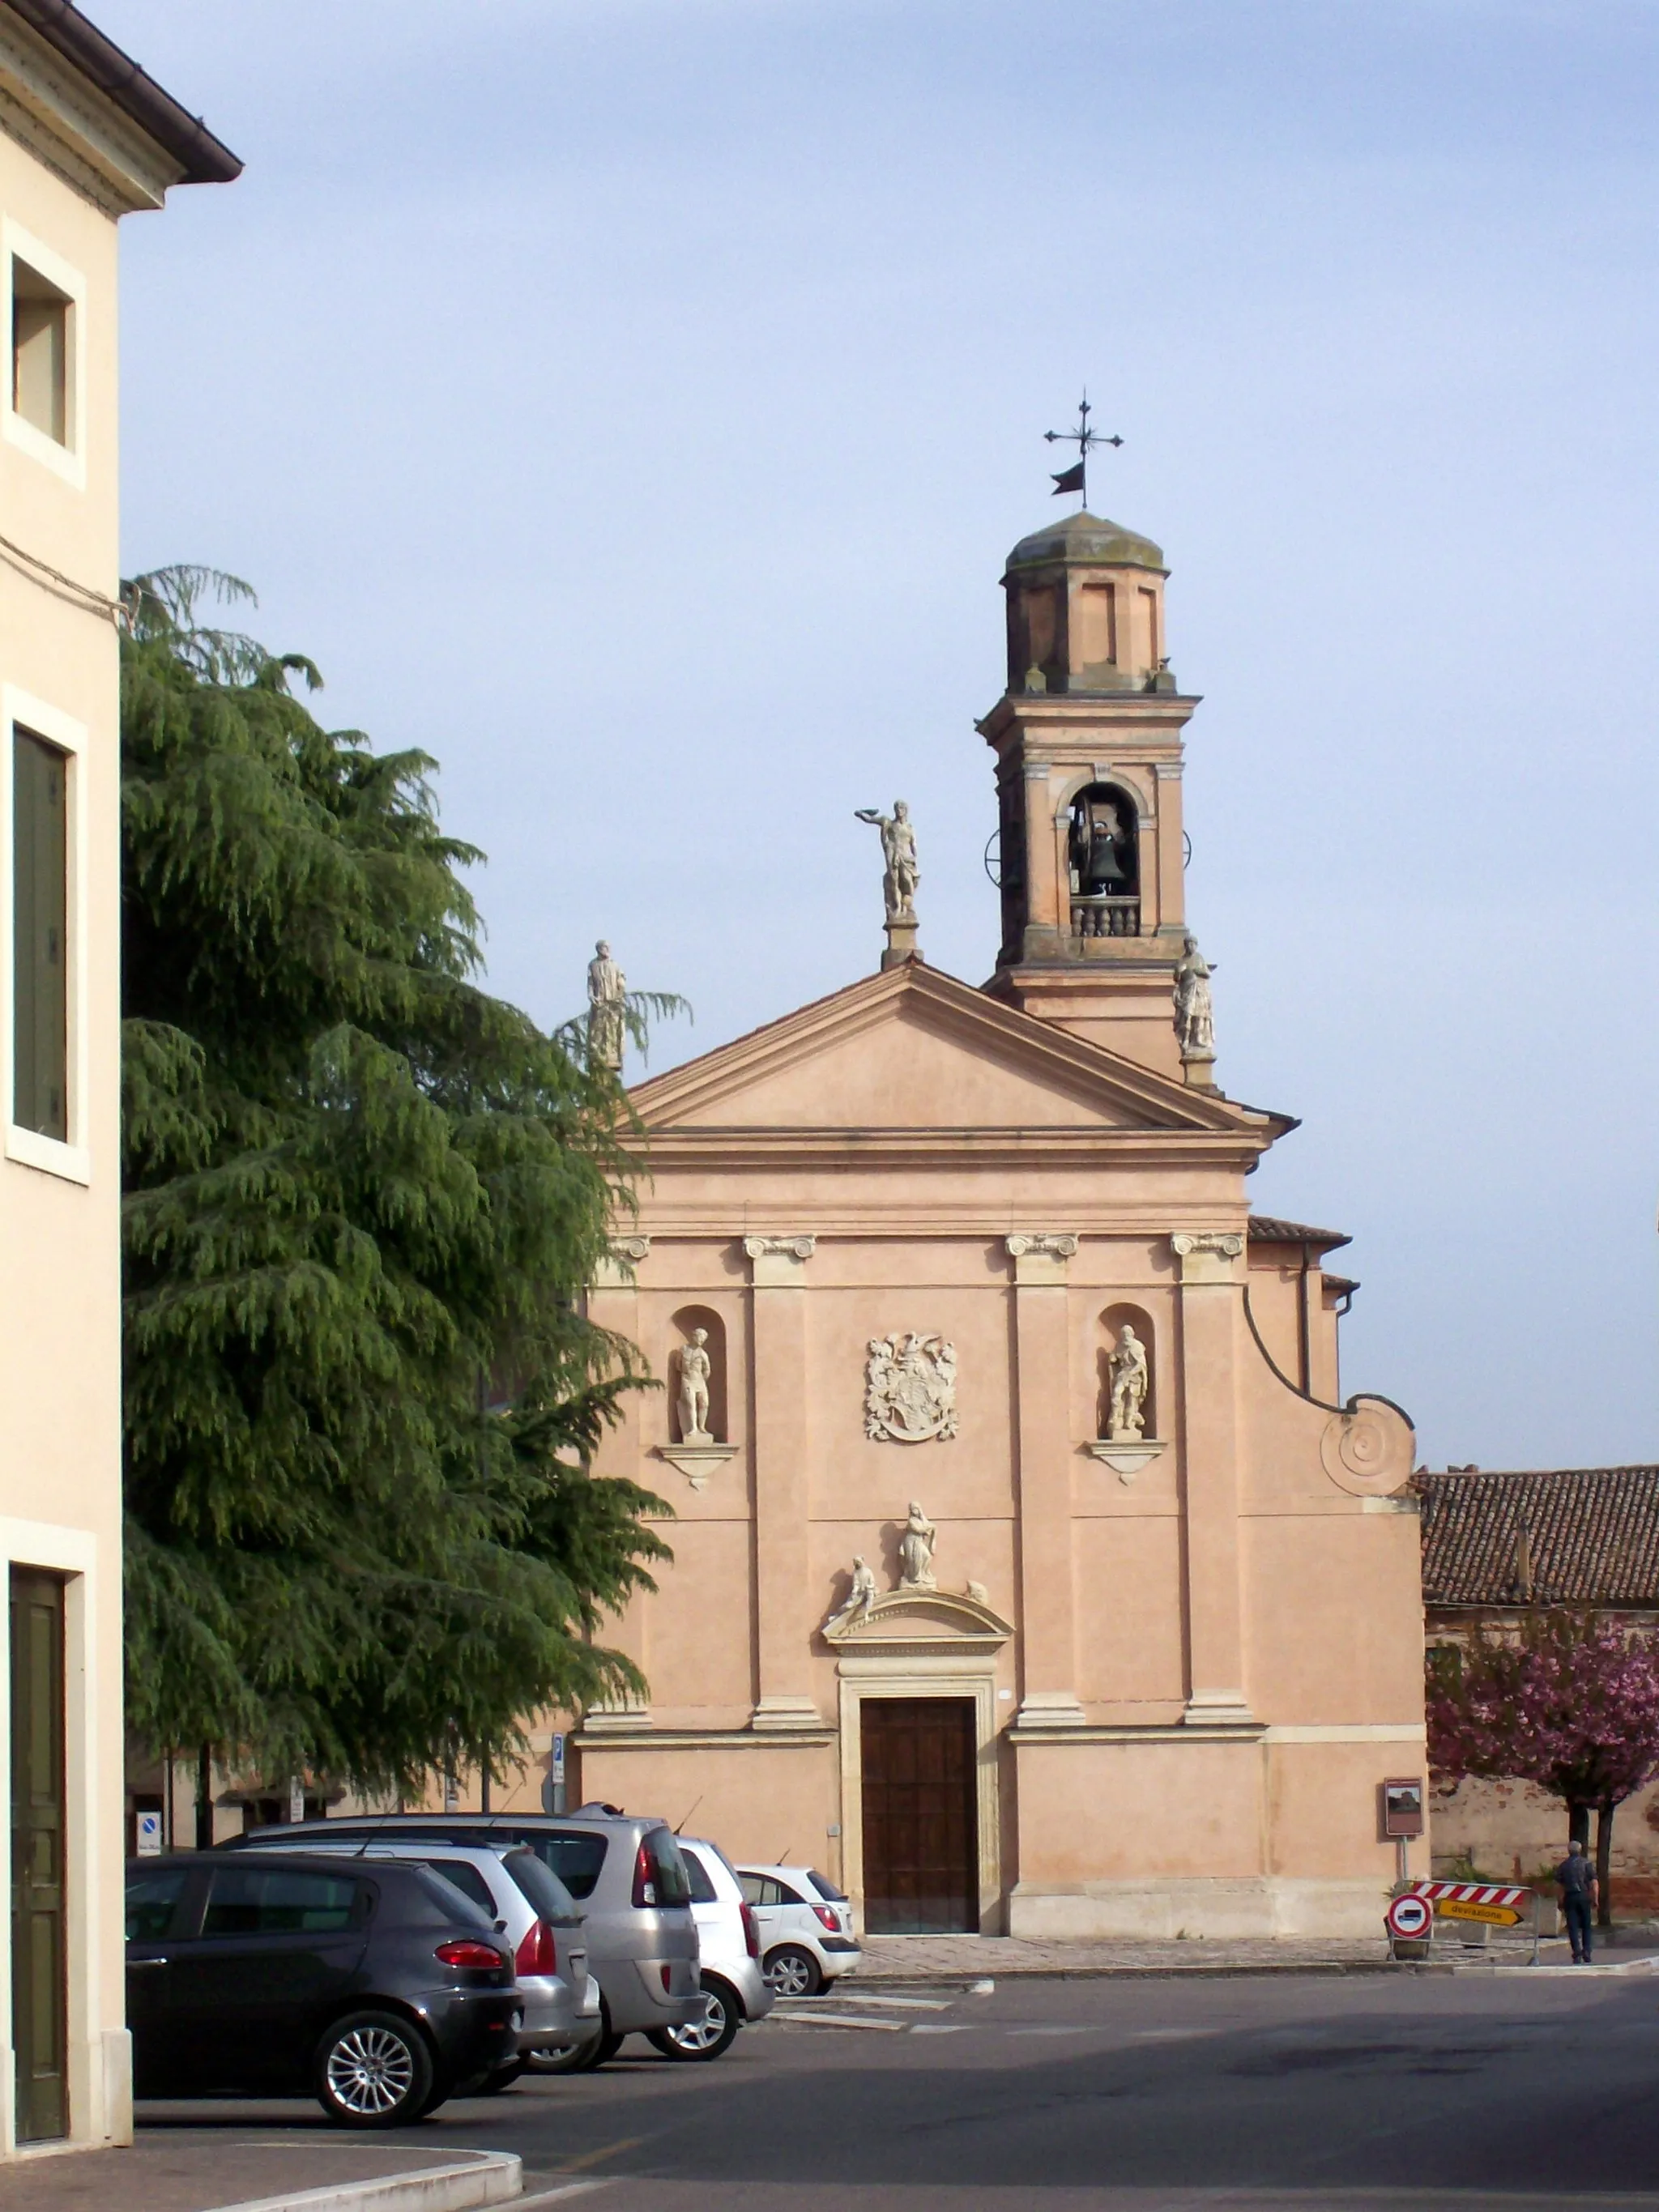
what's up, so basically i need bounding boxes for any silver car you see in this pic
[234,1831,600,2075]
[258,1809,702,2070]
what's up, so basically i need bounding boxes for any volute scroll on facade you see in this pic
[1318,1396,1416,1498]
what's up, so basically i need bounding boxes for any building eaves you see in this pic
[4,0,240,181]
[1420,1466,1659,1609]
[1247,1215,1352,1254]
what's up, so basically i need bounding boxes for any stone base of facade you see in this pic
[1008,1877,1391,1941]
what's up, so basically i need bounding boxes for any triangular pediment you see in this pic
[631,963,1264,1137]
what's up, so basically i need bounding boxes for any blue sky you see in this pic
[100,0,1659,1468]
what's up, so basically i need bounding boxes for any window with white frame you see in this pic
[11,258,71,447]
[2,224,85,486]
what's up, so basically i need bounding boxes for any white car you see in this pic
[737,1864,862,1996]
[666,1837,774,2060]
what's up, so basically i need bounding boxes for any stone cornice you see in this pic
[975,691,1201,749]
[636,1126,1271,1175]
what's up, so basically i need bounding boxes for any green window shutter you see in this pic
[12,728,67,1141]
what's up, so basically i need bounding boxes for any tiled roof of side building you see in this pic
[1420,1466,1659,1609]
[1247,1216,1352,1253]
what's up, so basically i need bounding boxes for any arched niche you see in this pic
[670,1305,727,1443]
[1068,782,1141,939]
[1098,1302,1156,1442]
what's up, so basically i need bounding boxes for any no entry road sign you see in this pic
[1386,1892,1432,1941]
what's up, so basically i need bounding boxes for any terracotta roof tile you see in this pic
[1420,1467,1659,1608]
[1247,1216,1352,1252]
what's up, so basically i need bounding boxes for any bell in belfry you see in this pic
[1074,795,1128,894]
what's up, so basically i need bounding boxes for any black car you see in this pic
[126,1852,524,2125]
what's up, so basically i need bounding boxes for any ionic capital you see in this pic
[1005,1231,1078,1285]
[1171,1230,1243,1285]
[593,1234,650,1289]
[744,1234,816,1286]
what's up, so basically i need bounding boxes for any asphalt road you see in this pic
[141,1970,1659,2211]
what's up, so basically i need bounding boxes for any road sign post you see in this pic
[542,1731,567,1815]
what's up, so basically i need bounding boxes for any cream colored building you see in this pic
[0,1,235,2154]
[569,506,1427,1940]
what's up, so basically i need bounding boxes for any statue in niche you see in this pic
[854,801,919,923]
[823,1555,877,1633]
[676,1328,714,1443]
[586,940,627,1072]
[1107,1324,1150,1442]
[898,1501,937,1590]
[1072,795,1132,897]
[1173,933,1217,1059]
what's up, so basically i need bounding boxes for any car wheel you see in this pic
[524,2002,616,2074]
[764,1945,821,1998]
[313,2011,435,2128]
[648,1979,740,2062]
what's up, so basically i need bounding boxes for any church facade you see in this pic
[577,508,1426,1939]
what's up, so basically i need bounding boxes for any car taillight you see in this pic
[633,1842,657,1907]
[740,1901,760,1958]
[434,1939,505,1970]
[812,1904,839,1934]
[659,1964,672,1991]
[515,1919,558,1976]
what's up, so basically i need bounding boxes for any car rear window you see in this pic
[642,1826,692,1907]
[126,1867,188,1940]
[501,1849,582,1926]
[424,1858,497,1916]
[203,1865,363,1935]
[807,1870,847,1902]
[681,1848,719,1904]
[506,1831,609,1901]
[408,1865,493,1927]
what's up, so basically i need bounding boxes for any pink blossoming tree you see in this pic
[1428,1611,1659,1924]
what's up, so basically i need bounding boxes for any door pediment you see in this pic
[822,1587,1013,1659]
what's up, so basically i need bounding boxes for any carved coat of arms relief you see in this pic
[864,1333,957,1443]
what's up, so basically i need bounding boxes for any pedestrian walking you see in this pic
[1555,1838,1598,1963]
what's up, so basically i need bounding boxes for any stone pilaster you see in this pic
[744,1236,821,1730]
[1171,1232,1254,1727]
[585,1238,653,1732]
[1007,1234,1083,1727]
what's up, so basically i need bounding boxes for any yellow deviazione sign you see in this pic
[1435,1899,1522,1928]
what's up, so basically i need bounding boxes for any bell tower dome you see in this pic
[980,509,1208,1085]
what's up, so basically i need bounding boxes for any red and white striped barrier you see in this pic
[1410,1880,1532,1911]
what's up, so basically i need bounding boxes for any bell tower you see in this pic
[980,508,1209,1086]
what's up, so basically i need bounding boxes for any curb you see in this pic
[207,2151,522,2212]
[855,1962,1404,1982]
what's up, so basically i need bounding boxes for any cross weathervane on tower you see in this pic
[1043,390,1122,507]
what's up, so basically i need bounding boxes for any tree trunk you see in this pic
[1568,1801,1591,1848]
[194,1741,214,1852]
[1596,1801,1614,1928]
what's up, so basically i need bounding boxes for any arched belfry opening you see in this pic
[1068,782,1139,939]
[980,505,1205,1079]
